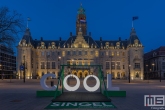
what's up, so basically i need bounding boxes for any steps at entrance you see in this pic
[52,92,111,102]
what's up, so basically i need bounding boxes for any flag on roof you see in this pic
[80,19,86,23]
[132,16,138,21]
[27,17,31,21]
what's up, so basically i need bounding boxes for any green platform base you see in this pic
[103,90,126,97]
[36,90,62,97]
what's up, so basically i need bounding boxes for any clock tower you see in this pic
[76,4,87,35]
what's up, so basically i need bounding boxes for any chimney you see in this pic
[41,37,43,41]
[70,32,72,36]
[89,32,91,36]
[119,37,121,41]
[100,37,102,41]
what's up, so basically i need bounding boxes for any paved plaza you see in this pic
[0,79,165,110]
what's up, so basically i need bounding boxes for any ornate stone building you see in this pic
[144,46,165,79]
[16,5,144,80]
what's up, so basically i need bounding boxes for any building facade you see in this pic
[144,46,165,79]
[0,45,16,79]
[16,5,144,80]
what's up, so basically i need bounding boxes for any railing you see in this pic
[98,67,110,100]
[53,66,64,99]
[53,65,111,100]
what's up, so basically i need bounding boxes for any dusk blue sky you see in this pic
[1,0,165,53]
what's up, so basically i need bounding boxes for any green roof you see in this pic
[77,5,85,14]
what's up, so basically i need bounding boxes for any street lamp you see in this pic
[109,56,113,74]
[58,56,61,69]
[160,63,161,82]
[47,55,50,74]
[152,63,155,79]
[146,65,148,83]
[0,64,3,80]
[129,64,131,83]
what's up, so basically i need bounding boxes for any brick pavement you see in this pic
[0,79,164,110]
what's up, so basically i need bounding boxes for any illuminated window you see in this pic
[62,51,65,56]
[41,62,45,69]
[106,51,108,56]
[116,62,120,69]
[117,52,119,56]
[112,52,114,56]
[111,62,115,69]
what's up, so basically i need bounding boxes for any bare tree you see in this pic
[0,7,25,47]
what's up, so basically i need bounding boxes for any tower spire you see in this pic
[27,17,31,28]
[76,4,87,35]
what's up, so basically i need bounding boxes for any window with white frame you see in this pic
[106,62,110,69]
[162,62,165,69]
[52,62,56,69]
[111,62,115,69]
[135,63,140,69]
[41,62,45,69]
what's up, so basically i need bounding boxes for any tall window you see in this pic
[117,52,119,56]
[58,52,60,55]
[91,51,94,55]
[111,62,115,69]
[47,52,50,56]
[73,51,76,55]
[123,65,125,69]
[52,52,55,56]
[101,52,104,56]
[106,62,110,69]
[135,63,140,68]
[41,62,45,69]
[122,52,125,56]
[36,62,38,69]
[67,51,70,55]
[41,52,44,56]
[79,51,81,55]
[106,51,108,56]
[112,52,114,56]
[52,62,56,69]
[47,62,50,69]
[117,62,120,69]
[162,62,165,69]
[85,51,87,55]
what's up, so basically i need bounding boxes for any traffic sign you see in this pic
[20,65,24,70]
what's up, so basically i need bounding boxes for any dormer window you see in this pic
[41,42,45,49]
[153,52,157,57]
[51,42,55,49]
[105,42,109,49]
[116,42,120,49]
[134,39,139,47]
[22,39,26,46]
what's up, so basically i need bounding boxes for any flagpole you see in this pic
[27,19,28,28]
[79,21,82,31]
